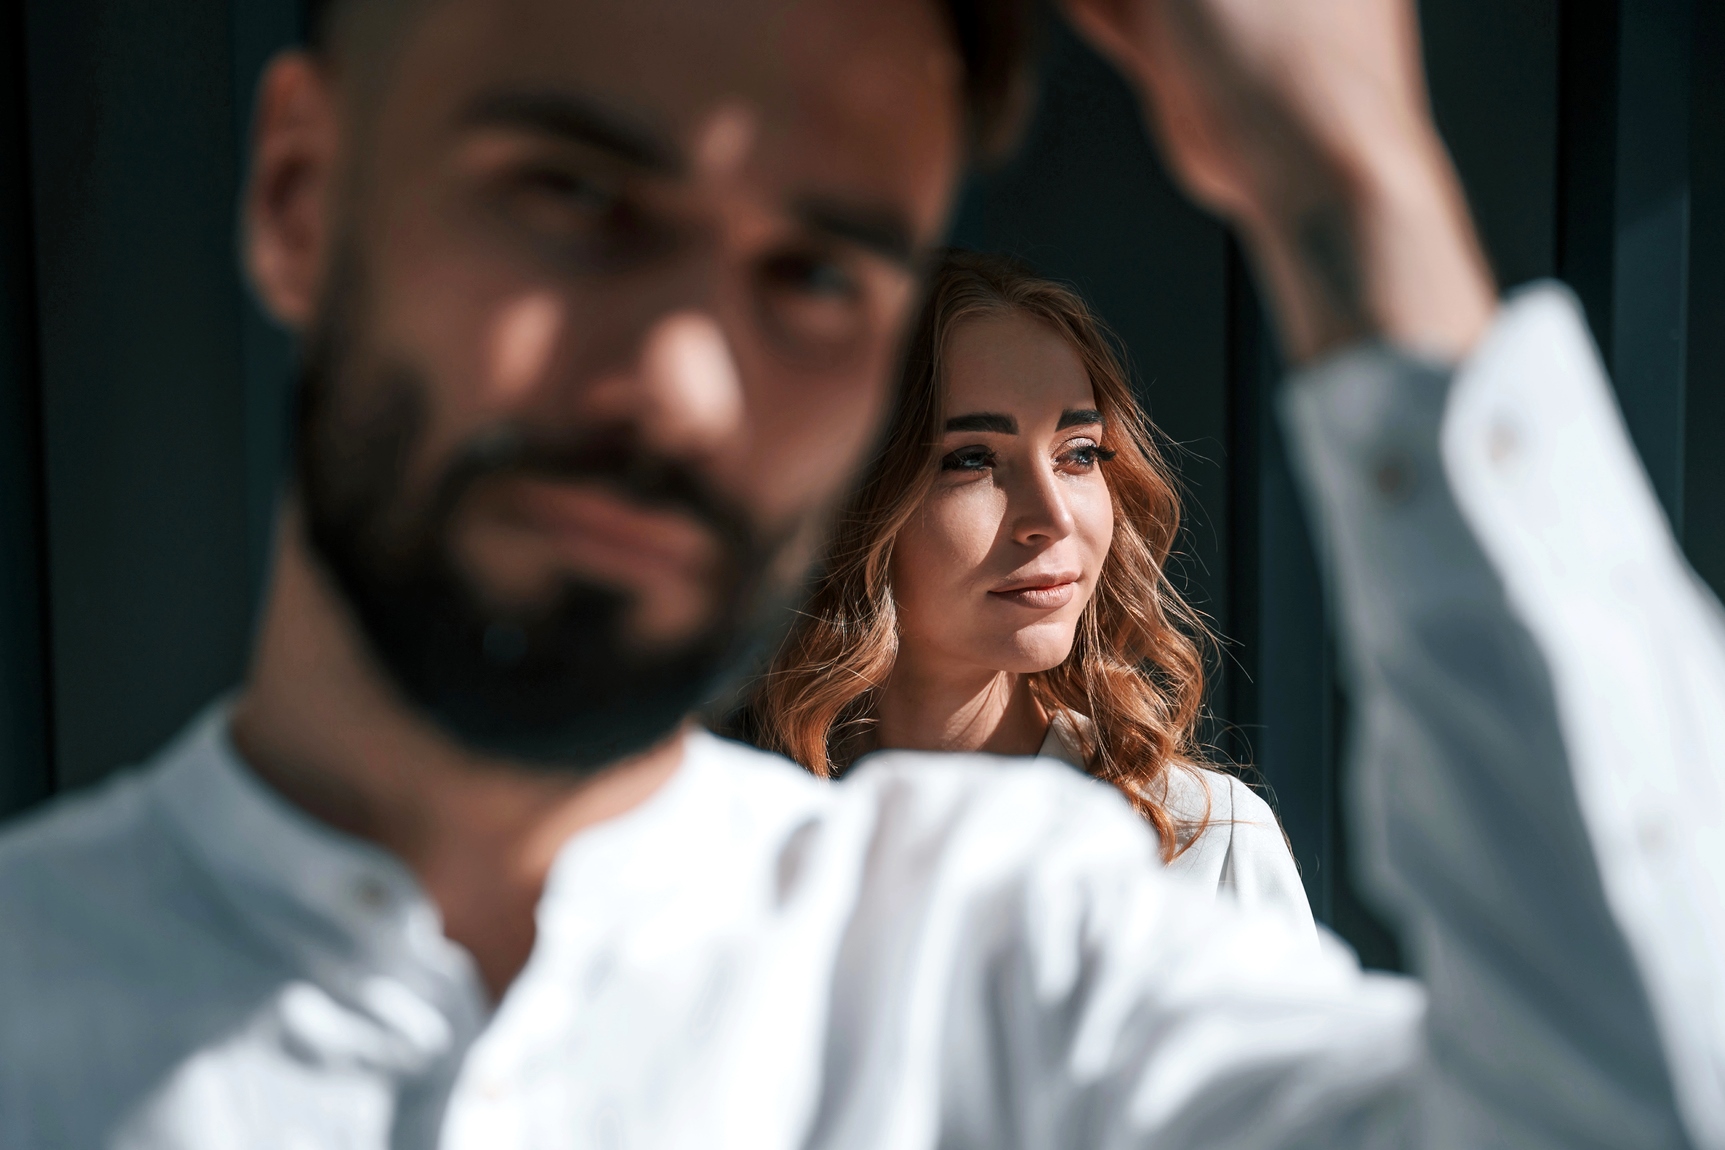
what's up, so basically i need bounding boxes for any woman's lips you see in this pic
[987,580,1079,609]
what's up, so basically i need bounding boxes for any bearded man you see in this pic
[1,0,1720,1147]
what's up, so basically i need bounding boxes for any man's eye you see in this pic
[496,164,663,265]
[755,251,869,363]
[941,446,995,473]
[759,252,859,299]
[521,166,616,210]
[507,165,624,226]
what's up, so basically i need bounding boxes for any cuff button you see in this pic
[1373,453,1415,503]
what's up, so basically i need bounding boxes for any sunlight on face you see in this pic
[890,311,1116,677]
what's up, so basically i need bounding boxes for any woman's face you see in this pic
[891,310,1116,677]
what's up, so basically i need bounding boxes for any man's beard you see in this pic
[295,271,792,772]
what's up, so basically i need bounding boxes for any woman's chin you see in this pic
[991,628,1079,674]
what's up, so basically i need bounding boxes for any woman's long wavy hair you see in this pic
[740,250,1214,857]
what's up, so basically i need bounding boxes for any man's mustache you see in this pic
[426,425,761,560]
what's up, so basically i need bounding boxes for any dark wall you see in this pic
[27,1,250,790]
[1,0,1721,965]
[1689,0,1725,592]
[6,0,298,793]
[0,0,50,815]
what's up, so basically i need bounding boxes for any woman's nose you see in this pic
[1009,462,1076,546]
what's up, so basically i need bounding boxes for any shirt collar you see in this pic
[144,701,494,1077]
[147,705,734,976]
[149,702,483,1006]
[1038,712,1088,768]
[144,708,758,1045]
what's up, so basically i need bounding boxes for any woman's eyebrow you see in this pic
[1057,408,1103,429]
[944,412,1017,434]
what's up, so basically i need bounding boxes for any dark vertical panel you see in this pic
[1558,0,1622,348]
[1220,245,1262,772]
[1257,357,1339,928]
[1326,683,1402,971]
[1423,0,1561,287]
[1685,0,1725,595]
[1557,0,1693,527]
[1224,248,1338,923]
[948,17,1232,643]
[1609,0,1692,525]
[26,0,251,788]
[0,0,52,817]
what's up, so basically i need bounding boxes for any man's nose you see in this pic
[1009,463,1076,546]
[583,310,745,462]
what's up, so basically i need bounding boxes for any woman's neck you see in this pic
[872,649,1049,757]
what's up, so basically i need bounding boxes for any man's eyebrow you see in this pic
[945,412,1018,434]
[1057,408,1104,429]
[797,198,920,267]
[461,90,683,174]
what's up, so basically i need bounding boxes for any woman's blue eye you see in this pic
[1065,444,1118,468]
[941,446,994,472]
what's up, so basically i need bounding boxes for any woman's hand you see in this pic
[1064,0,1497,364]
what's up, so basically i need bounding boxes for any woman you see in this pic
[742,250,1310,924]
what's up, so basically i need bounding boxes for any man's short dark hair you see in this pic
[301,0,1040,159]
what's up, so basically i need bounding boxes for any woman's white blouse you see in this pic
[1039,714,1316,932]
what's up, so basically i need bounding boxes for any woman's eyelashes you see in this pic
[941,445,996,473]
[1059,439,1117,471]
[939,439,1117,475]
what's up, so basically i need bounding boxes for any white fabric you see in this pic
[1037,714,1314,931]
[0,284,1717,1149]
[0,710,1409,1149]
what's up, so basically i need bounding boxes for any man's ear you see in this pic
[244,52,340,331]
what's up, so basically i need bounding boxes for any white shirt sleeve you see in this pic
[1275,283,1724,1147]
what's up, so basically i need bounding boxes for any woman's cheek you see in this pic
[890,508,952,634]
[925,489,995,570]
[893,495,971,631]
[1078,480,1116,578]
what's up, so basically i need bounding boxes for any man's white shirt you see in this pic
[1,286,1719,1148]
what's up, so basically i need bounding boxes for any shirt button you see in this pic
[1487,417,1522,469]
[352,874,391,911]
[1372,452,1415,503]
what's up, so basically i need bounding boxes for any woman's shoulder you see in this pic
[1164,764,1316,932]
[1161,765,1277,830]
[1040,715,1314,930]
[1043,718,1279,845]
